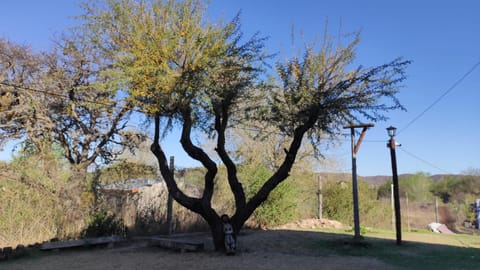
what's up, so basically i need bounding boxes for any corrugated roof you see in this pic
[101,178,163,191]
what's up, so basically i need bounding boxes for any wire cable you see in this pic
[397,59,480,135]
[0,81,146,114]
[397,147,451,174]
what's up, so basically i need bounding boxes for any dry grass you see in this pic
[0,181,60,248]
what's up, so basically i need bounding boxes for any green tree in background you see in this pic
[239,163,298,228]
[0,32,145,237]
[323,179,390,229]
[431,175,480,203]
[378,172,434,202]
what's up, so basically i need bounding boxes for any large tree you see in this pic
[0,39,44,148]
[0,34,141,236]
[81,0,410,250]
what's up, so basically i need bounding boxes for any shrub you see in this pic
[82,211,126,238]
[93,161,159,185]
[240,164,298,228]
[323,179,391,229]
[0,148,68,247]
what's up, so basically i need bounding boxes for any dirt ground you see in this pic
[2,228,404,270]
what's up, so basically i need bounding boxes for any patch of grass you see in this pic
[311,229,480,270]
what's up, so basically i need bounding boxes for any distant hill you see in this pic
[317,173,466,186]
[363,174,471,185]
[360,175,391,185]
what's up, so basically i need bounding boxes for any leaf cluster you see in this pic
[431,175,480,203]
[270,34,410,155]
[81,0,268,134]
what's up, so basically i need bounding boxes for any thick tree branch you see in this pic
[214,101,246,210]
[236,112,316,228]
[88,105,129,164]
[151,114,204,214]
[180,109,218,207]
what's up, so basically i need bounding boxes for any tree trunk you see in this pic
[207,215,239,252]
[210,218,226,252]
[150,112,309,252]
[57,164,90,238]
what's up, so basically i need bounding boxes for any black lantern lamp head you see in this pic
[386,126,396,138]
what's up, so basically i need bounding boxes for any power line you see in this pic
[397,147,451,174]
[0,81,145,114]
[0,81,69,99]
[397,59,480,135]
[5,81,455,174]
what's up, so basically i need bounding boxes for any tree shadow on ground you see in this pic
[3,229,480,270]
[243,229,480,270]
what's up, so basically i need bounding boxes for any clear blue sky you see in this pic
[1,0,479,176]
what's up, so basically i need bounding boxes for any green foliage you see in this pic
[182,164,301,228]
[400,173,434,202]
[345,225,368,235]
[378,172,434,202]
[240,164,298,227]
[431,175,480,203]
[10,142,70,192]
[290,171,317,219]
[461,194,478,222]
[323,179,391,228]
[78,0,409,244]
[376,179,392,199]
[0,147,70,247]
[322,181,352,223]
[429,174,480,227]
[181,167,207,189]
[213,167,236,214]
[94,160,159,185]
[81,211,126,238]
[272,34,410,153]
[81,0,266,124]
[0,179,60,247]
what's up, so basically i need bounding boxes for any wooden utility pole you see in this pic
[317,175,323,220]
[406,192,411,232]
[343,123,374,240]
[167,156,174,235]
[387,126,402,245]
[391,184,395,231]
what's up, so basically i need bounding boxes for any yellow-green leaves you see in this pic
[273,32,409,141]
[81,0,235,116]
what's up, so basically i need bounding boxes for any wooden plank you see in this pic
[40,236,124,250]
[343,123,374,129]
[148,237,204,252]
[41,239,86,250]
[84,236,125,245]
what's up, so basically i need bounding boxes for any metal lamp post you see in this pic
[387,126,402,245]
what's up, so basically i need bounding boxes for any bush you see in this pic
[323,179,391,229]
[431,175,480,203]
[82,211,126,238]
[0,148,68,247]
[93,161,159,186]
[240,164,298,228]
[0,179,60,247]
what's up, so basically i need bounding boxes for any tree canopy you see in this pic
[0,21,143,237]
[77,0,410,251]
